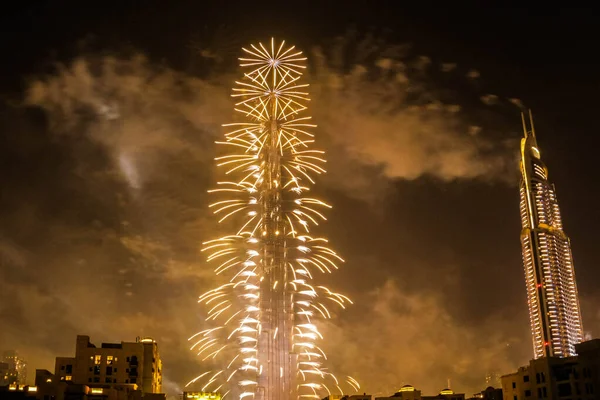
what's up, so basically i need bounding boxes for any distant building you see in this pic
[0,384,38,399]
[321,395,372,400]
[2,350,28,385]
[1,362,10,385]
[467,387,502,400]
[501,339,600,400]
[54,335,162,394]
[375,385,464,400]
[485,373,501,389]
[0,380,166,400]
[422,388,465,400]
[0,367,165,400]
[375,384,421,400]
[183,393,222,400]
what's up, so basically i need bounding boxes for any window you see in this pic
[541,372,546,383]
[513,396,517,400]
[130,378,137,384]
[557,382,571,397]
[65,376,72,381]
[88,378,92,383]
[89,367,93,372]
[94,366,101,375]
[537,388,542,398]
[542,387,547,397]
[105,378,112,383]
[66,365,72,374]
[524,390,531,397]
[60,366,65,371]
[125,379,129,383]
[106,367,113,376]
[536,373,540,384]
[524,375,529,382]
[114,368,118,373]
[512,382,516,389]
[93,377,100,383]
[94,355,101,365]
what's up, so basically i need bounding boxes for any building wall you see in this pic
[575,340,600,398]
[501,342,600,400]
[53,335,162,394]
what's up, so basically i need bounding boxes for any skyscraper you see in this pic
[519,110,583,359]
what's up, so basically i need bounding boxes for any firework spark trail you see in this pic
[188,39,356,399]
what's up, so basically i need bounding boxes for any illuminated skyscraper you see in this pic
[519,110,583,359]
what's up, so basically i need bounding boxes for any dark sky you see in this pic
[1,3,599,398]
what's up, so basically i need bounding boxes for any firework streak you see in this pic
[188,39,358,400]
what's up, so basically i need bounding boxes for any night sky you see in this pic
[1,3,599,398]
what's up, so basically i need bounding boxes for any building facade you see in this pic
[321,396,372,400]
[54,335,162,394]
[374,385,464,400]
[467,387,502,400]
[501,339,600,400]
[1,350,28,385]
[518,111,583,359]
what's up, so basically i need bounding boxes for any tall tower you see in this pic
[519,110,583,359]
[193,39,353,400]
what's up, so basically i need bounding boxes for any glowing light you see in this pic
[190,38,355,399]
[519,111,583,359]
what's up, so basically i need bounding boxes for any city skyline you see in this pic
[2,4,600,398]
[519,111,584,359]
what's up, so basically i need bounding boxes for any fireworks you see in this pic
[188,39,355,400]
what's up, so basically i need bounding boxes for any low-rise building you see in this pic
[468,387,502,400]
[375,385,464,400]
[501,339,600,400]
[54,335,162,394]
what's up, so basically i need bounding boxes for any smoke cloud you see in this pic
[0,40,530,398]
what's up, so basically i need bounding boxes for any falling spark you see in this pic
[189,39,355,399]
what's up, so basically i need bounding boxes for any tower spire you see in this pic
[521,109,536,139]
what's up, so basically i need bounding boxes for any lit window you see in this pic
[107,356,114,365]
[94,355,101,365]
[65,376,72,381]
